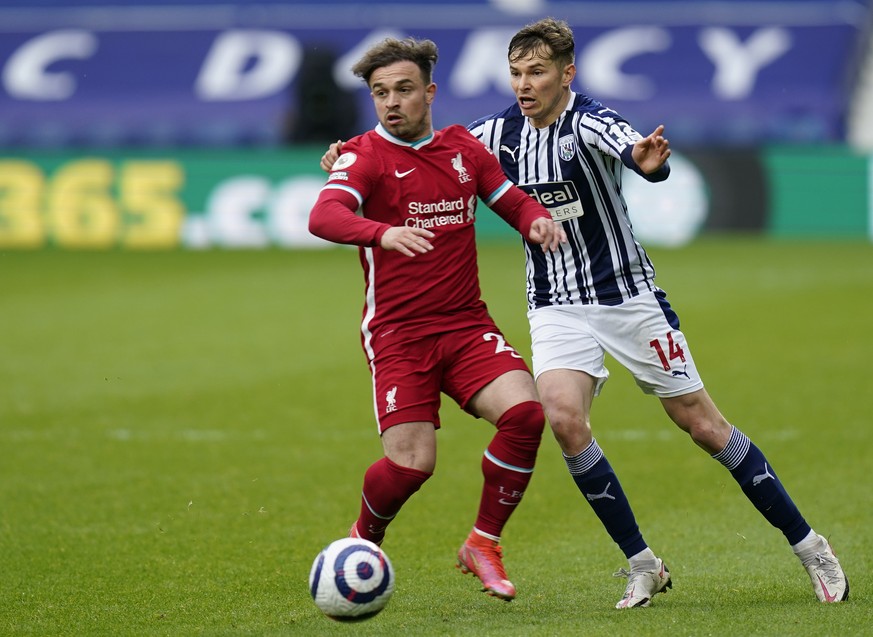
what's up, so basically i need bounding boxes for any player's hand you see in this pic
[320,140,344,172]
[632,124,671,174]
[528,217,567,253]
[380,226,435,257]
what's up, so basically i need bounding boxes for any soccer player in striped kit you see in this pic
[309,36,566,601]
[466,17,848,607]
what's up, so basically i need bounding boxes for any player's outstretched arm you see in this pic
[320,140,344,172]
[380,226,435,257]
[631,124,671,175]
[528,217,567,253]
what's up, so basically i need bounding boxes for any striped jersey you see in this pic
[468,91,663,309]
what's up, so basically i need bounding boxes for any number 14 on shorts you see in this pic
[649,332,686,371]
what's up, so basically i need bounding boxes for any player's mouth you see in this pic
[386,112,404,126]
[517,96,537,112]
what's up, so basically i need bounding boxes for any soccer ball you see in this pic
[309,537,395,621]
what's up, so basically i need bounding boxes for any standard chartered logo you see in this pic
[404,195,476,229]
[407,197,465,215]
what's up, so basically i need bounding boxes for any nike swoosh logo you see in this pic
[818,575,838,602]
[394,168,416,178]
[498,499,519,506]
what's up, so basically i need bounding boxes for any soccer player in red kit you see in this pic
[308,37,566,601]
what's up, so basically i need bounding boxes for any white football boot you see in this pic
[614,558,672,609]
[803,535,849,602]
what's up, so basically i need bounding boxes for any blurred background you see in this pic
[1,0,871,249]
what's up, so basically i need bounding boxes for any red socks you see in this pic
[354,401,544,543]
[355,456,431,544]
[475,401,544,538]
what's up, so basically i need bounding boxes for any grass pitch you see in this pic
[1,237,871,636]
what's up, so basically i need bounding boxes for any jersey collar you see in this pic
[375,123,435,149]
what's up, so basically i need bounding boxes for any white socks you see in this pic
[628,547,658,572]
[792,529,824,565]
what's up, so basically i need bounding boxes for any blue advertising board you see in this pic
[0,1,868,147]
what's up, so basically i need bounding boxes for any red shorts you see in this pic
[369,320,530,432]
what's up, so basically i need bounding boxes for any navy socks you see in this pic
[713,426,811,545]
[565,440,647,558]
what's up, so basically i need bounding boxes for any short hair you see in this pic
[508,17,575,68]
[352,37,439,87]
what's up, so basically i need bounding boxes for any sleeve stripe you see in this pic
[322,183,363,206]
[483,180,513,206]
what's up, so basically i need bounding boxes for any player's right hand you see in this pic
[528,217,567,253]
[320,140,344,172]
[380,226,435,257]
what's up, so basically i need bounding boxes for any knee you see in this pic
[674,409,731,453]
[663,391,731,452]
[687,419,727,449]
[544,404,592,454]
[497,400,546,444]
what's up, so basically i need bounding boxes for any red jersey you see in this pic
[309,123,549,358]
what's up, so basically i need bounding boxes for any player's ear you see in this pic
[425,82,437,104]
[562,63,576,88]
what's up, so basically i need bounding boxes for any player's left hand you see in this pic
[632,124,671,174]
[528,217,567,253]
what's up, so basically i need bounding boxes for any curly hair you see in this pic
[352,37,439,87]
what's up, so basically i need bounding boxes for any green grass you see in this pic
[1,237,871,636]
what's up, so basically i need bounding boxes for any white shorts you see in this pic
[527,290,705,398]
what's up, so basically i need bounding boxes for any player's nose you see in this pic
[515,74,533,91]
[386,91,402,107]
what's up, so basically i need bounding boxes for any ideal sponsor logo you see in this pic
[519,181,585,222]
[520,181,580,207]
